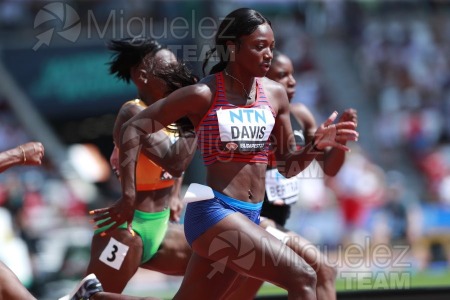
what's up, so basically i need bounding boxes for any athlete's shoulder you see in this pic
[260,77,286,96]
[198,74,217,90]
[166,78,214,117]
[177,74,216,100]
[122,99,147,108]
[119,99,146,117]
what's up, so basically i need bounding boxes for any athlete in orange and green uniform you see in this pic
[84,38,196,293]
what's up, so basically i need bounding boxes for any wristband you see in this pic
[19,146,26,164]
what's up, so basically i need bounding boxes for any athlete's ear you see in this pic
[226,41,236,61]
[226,41,236,53]
[131,67,148,85]
[138,69,148,84]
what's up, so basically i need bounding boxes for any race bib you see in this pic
[265,168,300,205]
[99,237,130,270]
[216,107,275,152]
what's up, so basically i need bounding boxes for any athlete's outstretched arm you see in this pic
[0,142,44,173]
[141,134,197,177]
[91,84,211,235]
[269,80,358,178]
[290,104,358,177]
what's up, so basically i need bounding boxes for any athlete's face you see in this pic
[266,54,296,101]
[139,49,178,103]
[235,23,275,77]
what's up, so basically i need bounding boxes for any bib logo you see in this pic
[225,142,238,151]
[160,171,173,180]
[33,2,81,51]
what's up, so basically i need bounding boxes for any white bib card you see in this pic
[265,168,300,205]
[216,107,275,152]
[99,237,130,270]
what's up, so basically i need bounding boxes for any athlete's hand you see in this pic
[18,142,45,165]
[169,196,183,222]
[338,108,358,127]
[313,111,358,151]
[90,197,135,237]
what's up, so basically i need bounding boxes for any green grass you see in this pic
[126,269,450,299]
[254,269,450,296]
[408,270,450,288]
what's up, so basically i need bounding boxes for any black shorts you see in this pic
[260,195,292,227]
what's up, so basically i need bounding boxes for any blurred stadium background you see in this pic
[1,0,450,299]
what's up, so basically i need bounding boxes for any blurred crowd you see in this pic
[0,0,450,298]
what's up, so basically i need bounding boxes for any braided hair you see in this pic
[108,36,163,83]
[108,37,196,134]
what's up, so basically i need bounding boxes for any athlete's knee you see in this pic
[286,262,317,292]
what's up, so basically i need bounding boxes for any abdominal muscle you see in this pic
[206,161,267,203]
[134,187,172,212]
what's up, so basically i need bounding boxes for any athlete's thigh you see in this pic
[142,223,191,275]
[173,252,240,300]
[86,229,143,293]
[192,212,311,289]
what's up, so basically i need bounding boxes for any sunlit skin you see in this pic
[91,9,358,299]
[226,52,358,300]
[267,52,358,176]
[83,43,193,296]
[0,142,44,173]
[0,144,44,300]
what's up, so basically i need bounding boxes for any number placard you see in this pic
[99,237,130,270]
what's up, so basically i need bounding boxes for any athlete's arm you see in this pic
[268,79,358,178]
[290,104,358,177]
[0,142,44,173]
[141,134,197,177]
[321,108,358,176]
[169,177,184,222]
[270,82,320,178]
[91,83,211,235]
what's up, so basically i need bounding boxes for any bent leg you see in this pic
[0,261,36,300]
[173,252,241,300]
[86,229,143,293]
[191,213,317,300]
[284,229,337,300]
[261,218,337,300]
[141,223,191,275]
[222,275,264,300]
